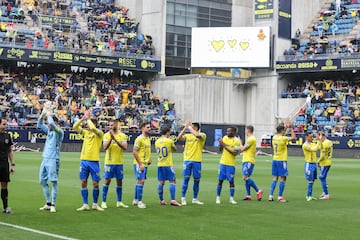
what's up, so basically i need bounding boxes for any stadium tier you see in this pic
[0,0,154,57]
[282,79,360,137]
[282,0,360,60]
[0,0,174,132]
[0,70,178,132]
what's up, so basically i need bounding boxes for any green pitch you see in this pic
[1,152,359,240]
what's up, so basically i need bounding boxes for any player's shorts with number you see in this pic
[183,161,202,179]
[218,164,236,182]
[272,160,288,177]
[104,164,124,180]
[134,164,148,180]
[79,160,101,182]
[319,166,331,179]
[304,162,317,181]
[158,166,176,181]
[40,158,60,182]
[242,162,255,176]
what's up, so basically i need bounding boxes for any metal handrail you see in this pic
[278,52,360,61]
[0,41,159,60]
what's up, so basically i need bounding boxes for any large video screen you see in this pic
[191,27,271,68]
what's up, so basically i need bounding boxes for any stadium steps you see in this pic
[72,8,88,33]
[15,78,39,110]
[301,0,333,41]
[301,0,359,48]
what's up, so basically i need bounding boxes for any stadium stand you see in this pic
[0,0,170,132]
[0,0,154,56]
[282,79,360,137]
[282,0,360,60]
[0,69,178,132]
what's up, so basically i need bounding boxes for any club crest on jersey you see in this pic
[5,139,9,144]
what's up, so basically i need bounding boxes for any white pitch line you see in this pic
[0,221,79,240]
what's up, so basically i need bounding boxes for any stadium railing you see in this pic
[0,41,158,60]
[278,52,360,61]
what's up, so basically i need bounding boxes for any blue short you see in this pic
[242,162,255,177]
[272,160,288,177]
[134,164,148,180]
[158,166,176,181]
[79,160,101,182]
[103,164,124,180]
[319,166,331,180]
[183,161,202,179]
[304,162,317,181]
[218,164,236,182]
[39,158,60,182]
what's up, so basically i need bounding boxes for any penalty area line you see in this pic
[0,221,79,240]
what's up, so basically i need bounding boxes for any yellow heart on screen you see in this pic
[211,40,225,52]
[240,42,250,51]
[227,39,237,48]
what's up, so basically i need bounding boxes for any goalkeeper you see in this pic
[37,101,64,213]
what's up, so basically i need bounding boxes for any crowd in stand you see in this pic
[283,0,360,59]
[0,0,154,57]
[0,70,178,132]
[283,79,360,137]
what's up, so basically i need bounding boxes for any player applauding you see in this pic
[155,126,181,206]
[74,109,104,211]
[269,121,296,202]
[240,126,263,201]
[317,131,333,200]
[302,132,320,201]
[101,120,129,209]
[216,127,241,204]
[132,122,152,209]
[177,121,206,206]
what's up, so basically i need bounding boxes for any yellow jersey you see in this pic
[272,135,290,161]
[133,135,151,165]
[220,136,240,166]
[242,136,256,164]
[302,141,320,163]
[73,119,104,161]
[183,133,206,162]
[318,139,333,166]
[103,132,127,165]
[155,137,176,167]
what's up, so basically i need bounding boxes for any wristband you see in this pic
[11,163,15,166]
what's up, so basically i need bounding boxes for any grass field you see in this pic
[1,152,359,240]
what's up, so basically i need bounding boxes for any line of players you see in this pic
[0,107,333,213]
[36,109,265,211]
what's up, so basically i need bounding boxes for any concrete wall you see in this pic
[152,75,247,124]
[151,73,278,145]
[291,0,327,37]
[232,0,253,27]
[118,0,167,73]
[278,98,306,119]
